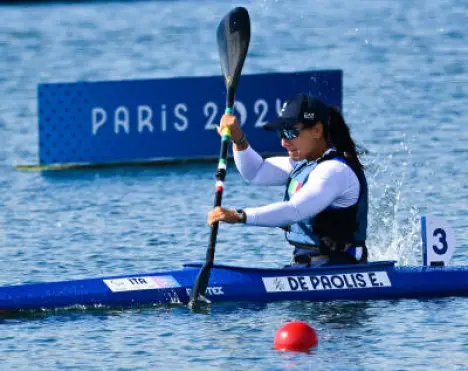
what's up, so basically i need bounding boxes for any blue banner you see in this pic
[38,70,342,165]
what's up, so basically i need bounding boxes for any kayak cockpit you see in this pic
[182,260,396,274]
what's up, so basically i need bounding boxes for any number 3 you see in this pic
[433,228,448,255]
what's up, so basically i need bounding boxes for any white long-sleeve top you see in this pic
[233,146,360,227]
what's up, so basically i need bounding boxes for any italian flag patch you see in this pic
[288,179,302,194]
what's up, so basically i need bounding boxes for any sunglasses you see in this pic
[277,127,304,140]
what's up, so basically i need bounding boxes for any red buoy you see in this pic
[274,321,318,352]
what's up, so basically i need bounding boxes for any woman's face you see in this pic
[280,122,326,161]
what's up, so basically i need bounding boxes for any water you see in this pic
[1,0,468,369]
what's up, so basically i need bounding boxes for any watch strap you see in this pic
[232,134,247,146]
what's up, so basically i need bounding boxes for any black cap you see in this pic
[263,94,329,131]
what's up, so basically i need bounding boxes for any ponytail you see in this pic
[326,106,363,170]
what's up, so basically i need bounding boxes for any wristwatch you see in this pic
[235,209,247,224]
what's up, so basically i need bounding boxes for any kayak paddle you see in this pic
[189,6,251,307]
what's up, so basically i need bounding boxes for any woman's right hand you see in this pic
[218,114,244,143]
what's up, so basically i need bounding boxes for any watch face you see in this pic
[236,210,246,223]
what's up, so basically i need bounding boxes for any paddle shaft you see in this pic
[190,6,250,305]
[190,110,232,302]
[207,123,231,260]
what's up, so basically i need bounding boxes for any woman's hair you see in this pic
[326,106,364,170]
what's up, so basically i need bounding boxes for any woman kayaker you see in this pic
[207,93,368,267]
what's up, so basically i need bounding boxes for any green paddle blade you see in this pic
[217,6,251,109]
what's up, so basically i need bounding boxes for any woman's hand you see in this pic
[208,206,243,225]
[218,114,244,143]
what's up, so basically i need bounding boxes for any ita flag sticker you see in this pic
[103,275,180,292]
[288,179,302,195]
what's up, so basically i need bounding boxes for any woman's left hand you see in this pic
[208,206,242,225]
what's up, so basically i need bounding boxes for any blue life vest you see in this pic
[283,150,368,252]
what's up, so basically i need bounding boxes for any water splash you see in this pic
[366,141,422,266]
